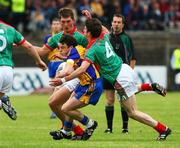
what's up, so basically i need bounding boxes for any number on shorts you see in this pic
[105,41,114,58]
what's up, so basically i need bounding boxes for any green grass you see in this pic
[0,92,180,148]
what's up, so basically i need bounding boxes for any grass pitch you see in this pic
[0,92,180,148]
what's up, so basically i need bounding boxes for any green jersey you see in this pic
[0,22,25,67]
[85,33,123,84]
[46,26,88,49]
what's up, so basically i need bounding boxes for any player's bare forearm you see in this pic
[65,66,85,81]
[22,41,47,71]
[22,41,41,62]
[35,45,50,57]
[65,61,90,81]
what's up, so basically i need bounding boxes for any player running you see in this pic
[0,20,47,120]
[51,18,171,141]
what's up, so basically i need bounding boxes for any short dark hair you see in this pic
[85,18,102,38]
[52,18,60,22]
[113,14,126,24]
[58,8,75,20]
[60,34,77,47]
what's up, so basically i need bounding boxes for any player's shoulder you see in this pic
[67,47,81,60]
[52,31,63,38]
[0,21,15,32]
[44,34,52,39]
[74,29,86,37]
[76,45,86,51]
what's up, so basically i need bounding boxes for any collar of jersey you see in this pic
[87,32,105,49]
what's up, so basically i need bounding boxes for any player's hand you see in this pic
[82,10,92,19]
[52,53,67,60]
[49,78,62,87]
[36,60,47,71]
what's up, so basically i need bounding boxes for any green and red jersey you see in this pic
[45,26,88,50]
[85,33,123,84]
[0,21,25,67]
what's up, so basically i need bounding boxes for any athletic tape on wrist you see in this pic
[61,78,66,83]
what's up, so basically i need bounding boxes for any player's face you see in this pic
[58,43,71,56]
[112,16,124,34]
[51,21,61,33]
[60,17,75,33]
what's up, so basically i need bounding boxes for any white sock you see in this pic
[61,129,71,135]
[86,119,94,128]
[0,100,2,109]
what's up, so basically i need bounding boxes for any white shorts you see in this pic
[57,78,79,92]
[56,62,79,92]
[116,64,138,100]
[0,66,13,93]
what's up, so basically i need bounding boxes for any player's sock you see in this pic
[80,115,89,125]
[121,107,129,130]
[72,125,84,135]
[154,122,167,133]
[141,83,153,91]
[105,105,114,130]
[64,121,73,132]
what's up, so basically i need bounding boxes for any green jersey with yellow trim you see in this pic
[0,22,25,67]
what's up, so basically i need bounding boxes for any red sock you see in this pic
[154,122,167,133]
[73,125,84,135]
[141,83,153,91]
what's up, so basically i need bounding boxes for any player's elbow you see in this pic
[79,67,86,74]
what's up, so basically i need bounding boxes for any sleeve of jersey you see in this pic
[84,48,95,64]
[14,30,26,45]
[45,36,58,51]
[81,37,89,48]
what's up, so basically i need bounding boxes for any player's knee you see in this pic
[127,111,137,119]
[61,105,68,114]
[106,97,115,105]
[48,96,56,108]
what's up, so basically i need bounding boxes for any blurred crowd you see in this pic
[0,0,180,33]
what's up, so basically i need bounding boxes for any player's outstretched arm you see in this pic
[21,41,47,71]
[35,45,51,57]
[82,10,109,34]
[49,60,90,87]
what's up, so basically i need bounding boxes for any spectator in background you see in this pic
[126,0,144,30]
[148,0,165,30]
[0,20,47,120]
[56,0,66,9]
[105,0,121,26]
[165,2,180,29]
[42,0,59,23]
[28,1,50,34]
[0,0,11,23]
[90,0,106,23]
[1,0,179,32]
[170,46,180,90]
[10,0,30,33]
[77,0,91,23]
